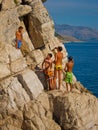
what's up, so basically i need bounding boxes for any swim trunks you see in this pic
[55,65,62,70]
[17,40,22,48]
[65,72,73,84]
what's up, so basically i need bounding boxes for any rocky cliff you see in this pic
[0,0,98,130]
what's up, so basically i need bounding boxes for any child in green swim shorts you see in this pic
[64,57,74,92]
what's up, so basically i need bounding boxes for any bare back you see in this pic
[66,61,74,72]
[55,52,63,65]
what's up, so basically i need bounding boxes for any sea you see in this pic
[64,42,98,98]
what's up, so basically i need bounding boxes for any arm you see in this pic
[54,53,57,64]
[42,59,50,70]
[64,63,68,72]
[42,59,45,70]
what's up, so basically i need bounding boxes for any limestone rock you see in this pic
[2,0,16,10]
[18,69,44,99]
[0,77,30,114]
[26,0,62,50]
[0,44,27,78]
[0,5,32,48]
[0,9,20,44]
[48,84,98,130]
[17,5,32,17]
[0,64,11,79]
[21,22,34,51]
[30,49,44,66]
[22,94,61,130]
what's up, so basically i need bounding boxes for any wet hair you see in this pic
[48,53,52,58]
[58,46,62,51]
[18,26,23,30]
[68,56,73,62]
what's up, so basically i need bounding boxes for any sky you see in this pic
[44,0,98,29]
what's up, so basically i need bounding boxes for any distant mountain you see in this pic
[55,24,98,42]
[55,33,80,43]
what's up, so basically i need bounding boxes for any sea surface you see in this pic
[64,42,98,97]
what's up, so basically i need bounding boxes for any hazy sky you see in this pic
[44,0,98,29]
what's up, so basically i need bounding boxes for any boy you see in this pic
[15,26,23,49]
[64,56,74,92]
[42,53,55,90]
[54,46,63,89]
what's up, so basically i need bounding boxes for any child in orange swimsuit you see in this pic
[42,53,55,90]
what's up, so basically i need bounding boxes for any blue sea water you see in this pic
[64,42,98,97]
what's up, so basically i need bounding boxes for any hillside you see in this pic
[55,33,80,43]
[55,24,98,42]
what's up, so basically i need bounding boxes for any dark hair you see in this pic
[18,26,23,30]
[58,46,62,51]
[48,53,52,58]
[68,56,73,62]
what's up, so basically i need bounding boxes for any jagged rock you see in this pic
[0,45,24,78]
[18,69,44,99]
[26,0,61,49]
[1,0,22,10]
[1,0,16,10]
[0,44,27,79]
[30,49,44,66]
[22,94,61,130]
[21,21,34,51]
[48,83,98,130]
[17,5,32,17]
[0,64,11,79]
[0,9,19,44]
[0,77,30,115]
[0,5,32,49]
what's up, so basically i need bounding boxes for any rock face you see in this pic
[0,0,98,130]
[48,82,98,130]
[0,44,27,79]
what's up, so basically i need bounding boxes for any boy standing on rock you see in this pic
[15,26,23,49]
[42,53,55,90]
[54,46,63,89]
[64,56,74,92]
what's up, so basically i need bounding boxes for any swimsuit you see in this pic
[44,70,54,80]
[46,70,54,77]
[65,72,73,84]
[17,40,22,48]
[55,65,62,70]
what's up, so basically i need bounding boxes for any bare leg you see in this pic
[66,83,68,92]
[54,69,57,89]
[50,78,55,90]
[70,83,73,91]
[52,78,55,90]
[58,70,62,89]
[49,78,52,90]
